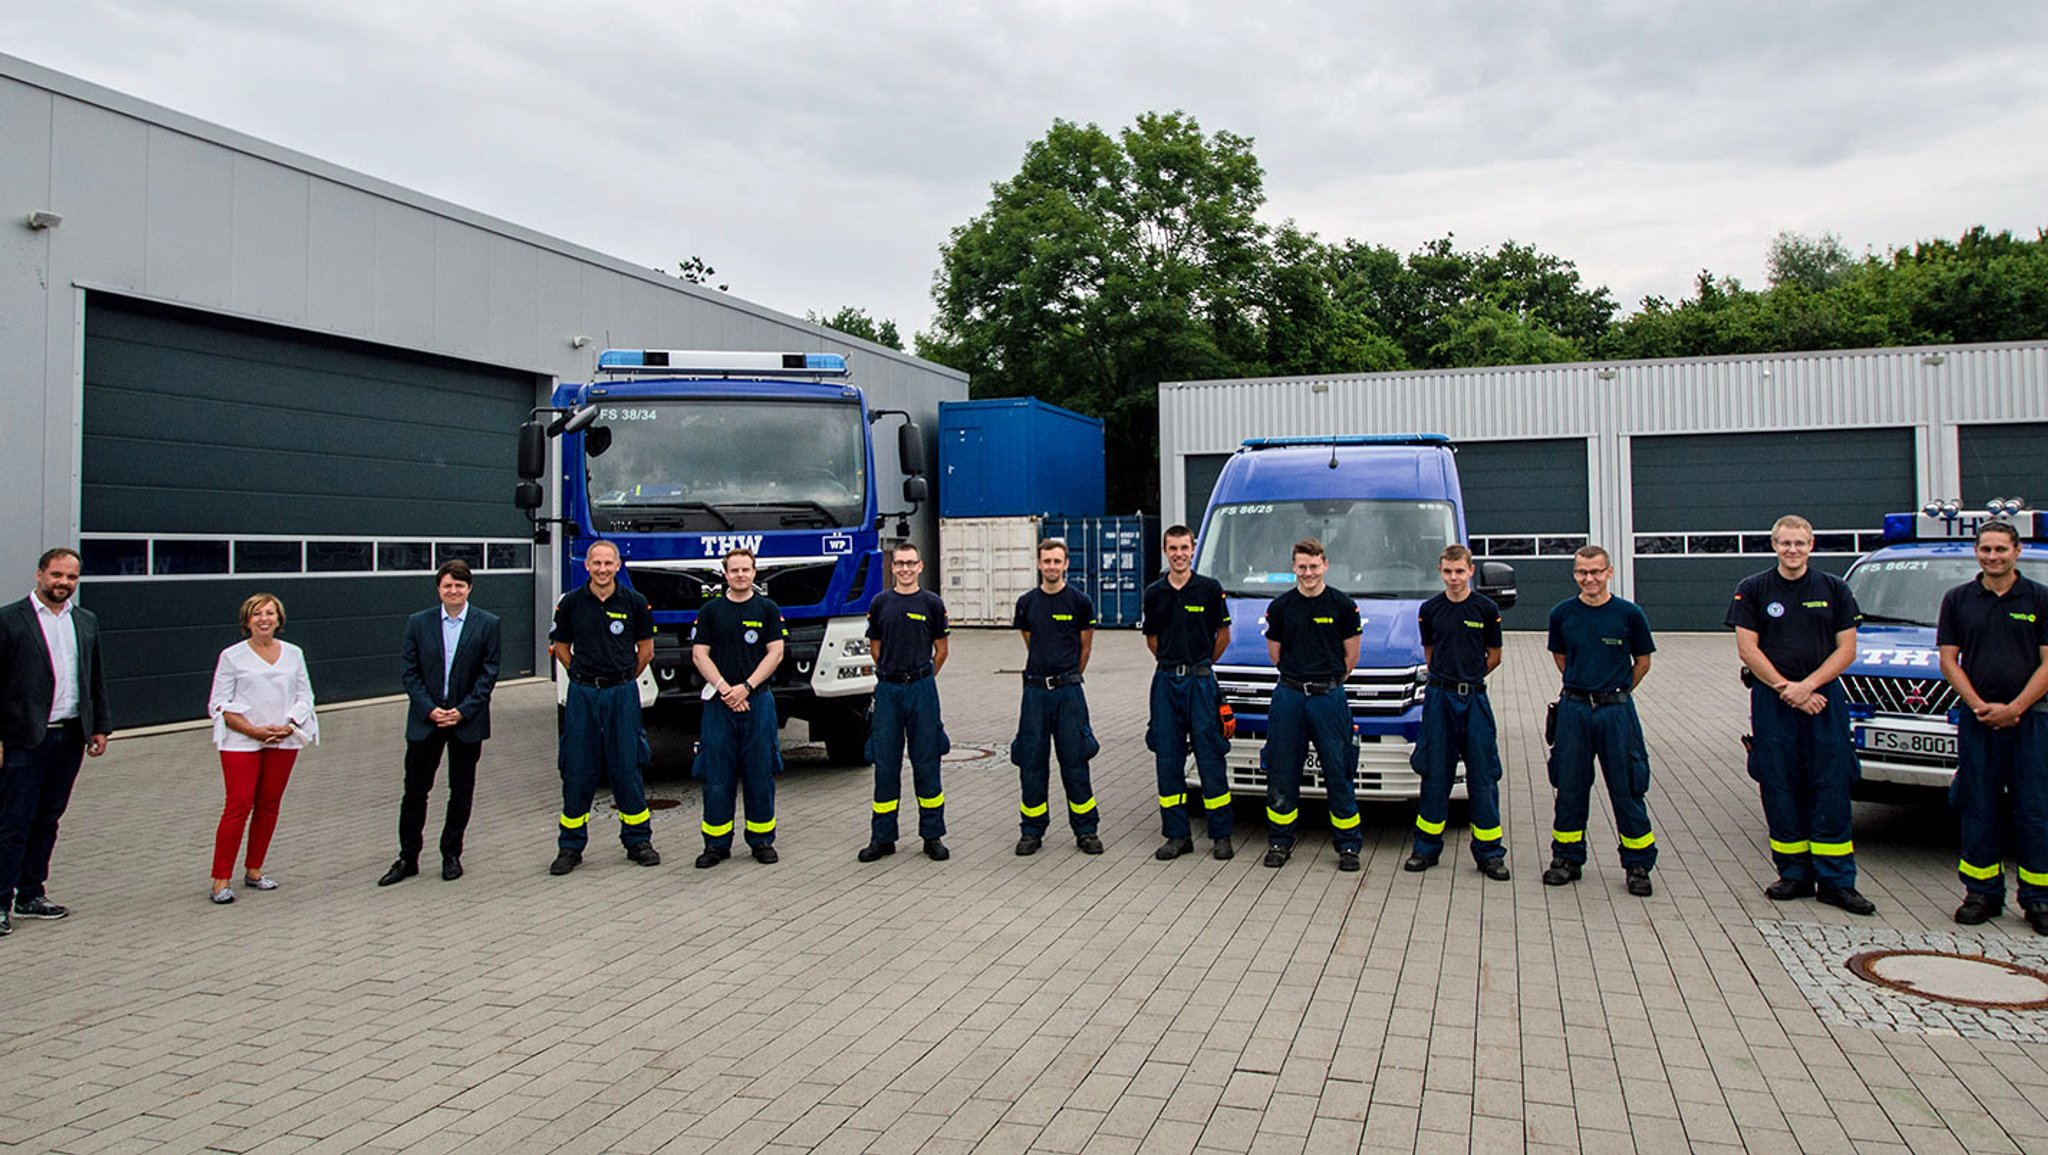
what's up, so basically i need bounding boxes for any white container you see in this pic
[940,516,1042,625]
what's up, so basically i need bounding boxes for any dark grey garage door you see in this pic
[1631,428,1915,630]
[80,295,540,727]
[1458,438,1590,628]
[1960,422,2048,508]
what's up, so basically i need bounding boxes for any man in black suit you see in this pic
[380,560,501,885]
[0,548,112,936]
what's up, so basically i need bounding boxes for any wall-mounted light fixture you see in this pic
[1596,368,1617,380]
[1922,353,1946,366]
[570,335,591,349]
[25,210,62,230]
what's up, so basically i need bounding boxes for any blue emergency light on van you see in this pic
[597,349,850,377]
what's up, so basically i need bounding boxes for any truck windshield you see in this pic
[584,399,867,532]
[1197,500,1458,598]
[1846,555,2048,627]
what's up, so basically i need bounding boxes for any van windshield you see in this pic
[1846,555,2048,628]
[1196,500,1458,599]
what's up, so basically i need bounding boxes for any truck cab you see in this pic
[1841,503,2048,794]
[1191,436,1514,799]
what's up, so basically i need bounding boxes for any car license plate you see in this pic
[1858,727,1956,757]
[1302,748,1321,772]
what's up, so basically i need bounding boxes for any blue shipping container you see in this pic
[938,398,1105,518]
[1041,514,1159,628]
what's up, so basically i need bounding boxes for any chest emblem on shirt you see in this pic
[1802,600,1828,609]
[609,620,625,635]
[2014,612,2039,623]
[1052,614,1073,622]
[1184,605,1204,613]
[1313,616,1334,625]
[744,629,760,644]
[907,612,928,621]
[1766,602,1785,618]
[1464,620,1482,629]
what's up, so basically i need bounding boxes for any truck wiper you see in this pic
[1859,612,1931,627]
[617,500,735,529]
[766,501,841,527]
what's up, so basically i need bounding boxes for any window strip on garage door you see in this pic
[78,533,534,580]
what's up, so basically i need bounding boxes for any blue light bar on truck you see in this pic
[1882,508,2045,543]
[596,349,851,378]
[1242,434,1452,449]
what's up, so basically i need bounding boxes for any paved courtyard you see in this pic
[5,628,2048,1154]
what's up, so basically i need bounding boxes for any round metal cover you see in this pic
[1846,949,2048,1011]
[941,745,994,763]
[646,798,682,811]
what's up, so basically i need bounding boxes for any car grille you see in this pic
[1840,674,1958,717]
[1215,664,1424,721]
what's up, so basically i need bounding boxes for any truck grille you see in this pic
[1215,664,1424,721]
[628,560,838,613]
[1840,675,1957,717]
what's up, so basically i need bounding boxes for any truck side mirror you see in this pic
[903,476,928,504]
[1477,560,1518,610]
[517,421,547,480]
[898,421,926,477]
[514,480,544,511]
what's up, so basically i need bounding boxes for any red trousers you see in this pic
[214,748,296,878]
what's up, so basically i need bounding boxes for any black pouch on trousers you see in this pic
[1544,700,1559,747]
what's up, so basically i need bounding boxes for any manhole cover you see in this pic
[647,798,682,811]
[1846,949,2048,1011]
[942,745,996,763]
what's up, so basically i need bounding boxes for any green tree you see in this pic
[927,111,1268,509]
[1766,230,1855,292]
[673,255,727,292]
[808,306,903,351]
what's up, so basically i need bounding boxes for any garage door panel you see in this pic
[1632,429,1915,531]
[1494,558,1576,630]
[1632,556,1855,632]
[83,383,517,469]
[1456,439,1590,534]
[1960,422,2048,505]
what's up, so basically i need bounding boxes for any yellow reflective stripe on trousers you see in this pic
[745,818,776,834]
[1204,793,1232,810]
[1329,811,1361,830]
[1267,807,1297,826]
[1158,793,1187,808]
[1414,815,1447,835]
[1552,829,1584,844]
[1960,858,2003,880]
[1770,838,1811,855]
[918,793,945,809]
[702,819,734,836]
[1470,825,1502,842]
[2019,865,2048,886]
[1619,830,1656,850]
[1809,840,1853,857]
[1020,801,1049,818]
[872,799,900,814]
[618,809,651,826]
[1069,797,1098,814]
[559,811,591,829]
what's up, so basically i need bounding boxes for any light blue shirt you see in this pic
[440,608,466,699]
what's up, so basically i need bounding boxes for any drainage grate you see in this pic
[1846,949,2048,1011]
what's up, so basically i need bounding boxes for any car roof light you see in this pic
[596,349,850,378]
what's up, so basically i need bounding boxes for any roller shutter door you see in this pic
[79,295,539,727]
[1459,438,1590,628]
[1959,422,2048,508]
[1630,429,1913,630]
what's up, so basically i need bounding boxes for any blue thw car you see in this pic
[1840,504,2048,796]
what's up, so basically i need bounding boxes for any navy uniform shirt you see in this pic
[1418,592,1504,683]
[867,588,949,676]
[1266,586,1362,682]
[1142,573,1231,666]
[1936,574,2048,704]
[1725,568,1860,681]
[1547,595,1656,693]
[693,593,787,686]
[1014,585,1095,679]
[550,583,653,680]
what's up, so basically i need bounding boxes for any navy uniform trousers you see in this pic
[696,693,781,851]
[1411,687,1505,863]
[1747,683,1858,887]
[1547,696,1657,869]
[1262,683,1364,852]
[868,675,948,843]
[1013,683,1100,837]
[1148,669,1232,841]
[558,682,652,852]
[1955,710,2048,904]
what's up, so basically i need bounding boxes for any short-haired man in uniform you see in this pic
[860,542,951,863]
[690,547,788,868]
[1937,520,2048,931]
[1406,544,1509,879]
[1012,538,1103,856]
[1262,537,1365,871]
[1543,545,1659,896]
[548,539,658,875]
[1728,514,1875,914]
[1144,524,1235,861]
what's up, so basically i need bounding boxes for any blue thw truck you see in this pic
[1190,435,1516,799]
[514,349,929,763]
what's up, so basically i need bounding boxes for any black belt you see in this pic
[877,667,934,684]
[570,672,633,688]
[1157,662,1213,677]
[1428,675,1486,695]
[1023,672,1085,691]
[1561,687,1631,707]
[1279,675,1344,696]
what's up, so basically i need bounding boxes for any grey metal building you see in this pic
[2,53,967,726]
[1161,343,2048,629]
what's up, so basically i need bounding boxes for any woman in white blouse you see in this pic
[206,593,317,904]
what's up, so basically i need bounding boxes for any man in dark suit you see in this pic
[380,560,501,885]
[0,547,112,936]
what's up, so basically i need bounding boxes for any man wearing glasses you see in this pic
[859,542,952,863]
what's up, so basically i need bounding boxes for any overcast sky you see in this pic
[12,2,2048,345]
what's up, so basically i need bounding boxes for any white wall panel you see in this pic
[228,155,310,323]
[143,127,233,303]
